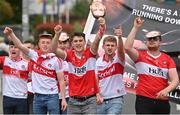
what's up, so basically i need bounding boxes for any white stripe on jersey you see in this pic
[68,57,96,76]
[135,62,168,79]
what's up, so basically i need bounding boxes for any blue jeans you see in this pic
[33,93,59,114]
[97,96,124,114]
[3,96,28,114]
[67,95,97,114]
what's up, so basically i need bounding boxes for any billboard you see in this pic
[84,0,180,104]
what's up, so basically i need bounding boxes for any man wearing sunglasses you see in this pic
[146,31,162,51]
[125,17,179,114]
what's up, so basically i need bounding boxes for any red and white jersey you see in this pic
[0,56,28,99]
[26,61,34,94]
[135,50,176,99]
[96,54,126,99]
[65,48,99,96]
[27,72,33,94]
[27,81,33,94]
[28,49,63,94]
[59,61,69,99]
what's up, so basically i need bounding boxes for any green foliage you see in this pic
[29,15,43,34]
[0,0,13,24]
[70,0,90,20]
[0,0,22,25]
[73,21,83,32]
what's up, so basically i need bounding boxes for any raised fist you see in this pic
[134,17,144,28]
[98,17,106,26]
[54,25,62,34]
[98,17,106,37]
[3,27,13,36]
[114,26,122,38]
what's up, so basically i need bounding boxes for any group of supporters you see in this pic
[1,16,179,115]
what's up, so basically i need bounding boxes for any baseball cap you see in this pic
[39,31,53,39]
[39,33,53,38]
[145,31,161,38]
[59,32,69,41]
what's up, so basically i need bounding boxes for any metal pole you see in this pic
[65,0,69,24]
[22,0,29,40]
[43,0,47,24]
[57,0,62,23]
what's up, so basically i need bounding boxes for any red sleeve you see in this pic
[65,49,72,62]
[0,56,5,68]
[167,56,176,69]
[28,60,34,72]
[135,50,144,63]
[88,48,96,58]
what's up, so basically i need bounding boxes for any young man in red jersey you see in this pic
[125,17,179,114]
[51,17,106,114]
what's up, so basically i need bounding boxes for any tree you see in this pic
[0,0,13,23]
[70,0,90,20]
[0,0,22,24]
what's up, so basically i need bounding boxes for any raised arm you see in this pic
[90,17,106,55]
[124,17,144,62]
[114,26,125,61]
[52,25,66,60]
[3,27,29,55]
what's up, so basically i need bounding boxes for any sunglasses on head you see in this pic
[147,36,161,41]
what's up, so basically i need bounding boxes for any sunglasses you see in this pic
[59,39,69,43]
[147,36,161,41]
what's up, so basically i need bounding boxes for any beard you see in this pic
[147,46,159,51]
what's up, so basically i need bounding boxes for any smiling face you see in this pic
[72,36,86,53]
[38,38,52,53]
